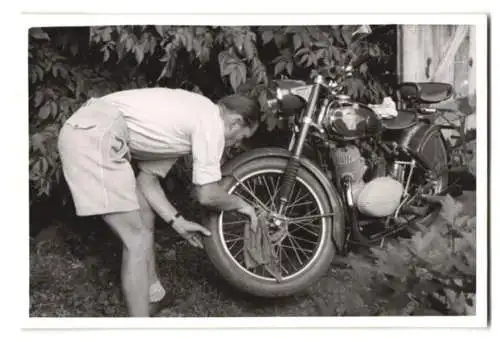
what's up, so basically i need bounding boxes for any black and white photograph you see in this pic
[22,11,489,330]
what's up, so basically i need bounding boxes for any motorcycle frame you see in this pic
[276,77,461,250]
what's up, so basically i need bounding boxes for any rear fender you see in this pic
[220,147,346,253]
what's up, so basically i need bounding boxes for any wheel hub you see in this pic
[261,211,288,243]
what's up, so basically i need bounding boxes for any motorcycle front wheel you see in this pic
[202,156,337,298]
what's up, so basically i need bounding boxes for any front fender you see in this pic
[220,147,346,253]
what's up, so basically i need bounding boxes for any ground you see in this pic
[29,191,476,318]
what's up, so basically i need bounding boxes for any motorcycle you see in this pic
[201,31,470,299]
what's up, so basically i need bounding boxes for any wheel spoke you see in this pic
[223,232,243,240]
[227,239,243,252]
[233,248,244,259]
[223,219,248,225]
[289,222,320,237]
[283,236,304,265]
[287,234,314,256]
[261,175,276,211]
[281,243,314,255]
[224,236,244,244]
[280,246,299,271]
[285,234,317,245]
[286,189,310,210]
[286,200,314,210]
[277,245,289,276]
[233,177,270,211]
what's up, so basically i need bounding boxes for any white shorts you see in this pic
[57,98,140,216]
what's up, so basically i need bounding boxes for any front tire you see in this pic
[202,156,338,298]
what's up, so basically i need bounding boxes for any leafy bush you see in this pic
[29,25,397,227]
[345,195,476,315]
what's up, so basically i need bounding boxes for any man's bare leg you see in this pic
[135,186,162,297]
[102,211,152,317]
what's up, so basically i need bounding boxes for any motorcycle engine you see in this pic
[330,145,367,202]
[330,145,404,217]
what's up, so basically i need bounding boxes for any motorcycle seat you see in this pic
[381,110,417,130]
[398,82,453,104]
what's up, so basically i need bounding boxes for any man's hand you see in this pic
[195,181,260,232]
[237,204,258,232]
[172,217,212,249]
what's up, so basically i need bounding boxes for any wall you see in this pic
[398,24,476,134]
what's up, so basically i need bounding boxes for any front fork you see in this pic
[277,77,327,215]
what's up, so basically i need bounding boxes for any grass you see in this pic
[29,163,476,318]
[29,212,372,318]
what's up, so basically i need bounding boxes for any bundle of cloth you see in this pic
[367,97,398,119]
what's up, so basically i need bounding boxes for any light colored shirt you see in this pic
[100,87,225,185]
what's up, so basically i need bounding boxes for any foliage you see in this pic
[345,195,476,315]
[29,25,397,220]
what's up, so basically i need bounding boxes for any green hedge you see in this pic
[29,25,397,228]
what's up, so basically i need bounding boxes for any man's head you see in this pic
[217,95,260,147]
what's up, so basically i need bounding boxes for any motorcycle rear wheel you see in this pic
[202,157,337,298]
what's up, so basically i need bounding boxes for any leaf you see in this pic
[134,45,145,64]
[177,32,187,47]
[218,51,241,76]
[116,41,126,61]
[185,30,193,52]
[294,47,309,58]
[332,27,345,46]
[266,114,278,131]
[439,195,464,225]
[200,46,211,64]
[307,27,321,40]
[243,34,254,59]
[155,26,164,37]
[286,62,293,76]
[102,27,113,42]
[33,91,44,108]
[38,103,51,120]
[300,31,312,48]
[103,47,110,62]
[274,61,287,76]
[125,37,133,52]
[70,43,79,56]
[315,48,326,61]
[239,63,247,85]
[29,28,50,40]
[314,40,329,48]
[149,37,157,54]
[193,38,202,57]
[412,230,437,255]
[35,65,44,81]
[298,54,309,66]
[274,32,286,48]
[360,63,368,75]
[50,102,58,117]
[59,67,69,80]
[261,30,274,44]
[52,64,58,78]
[30,133,46,154]
[293,34,302,50]
[306,54,314,67]
[229,71,240,93]
[341,26,353,45]
[229,66,245,92]
[233,32,245,53]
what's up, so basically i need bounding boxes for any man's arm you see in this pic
[194,181,258,230]
[136,160,211,247]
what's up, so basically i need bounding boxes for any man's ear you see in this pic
[229,114,245,129]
